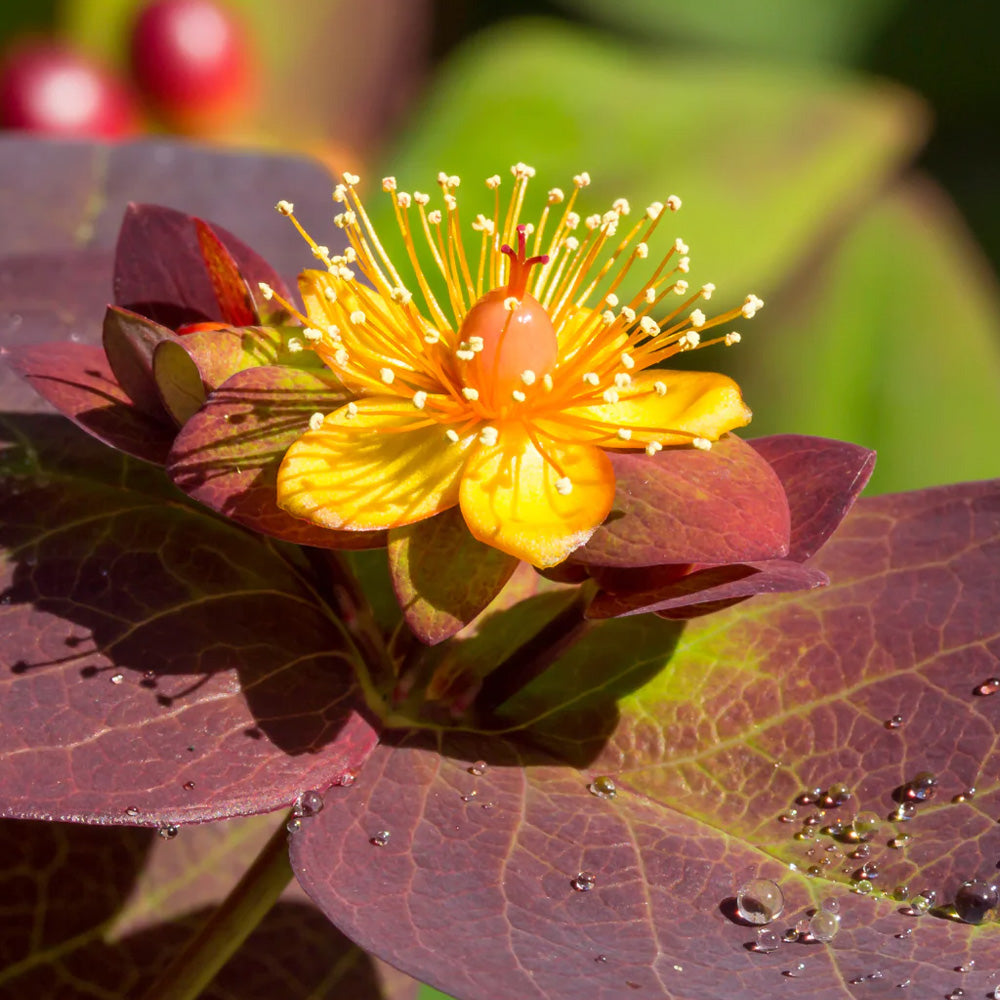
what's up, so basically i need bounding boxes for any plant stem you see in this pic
[473,586,593,719]
[141,813,294,1000]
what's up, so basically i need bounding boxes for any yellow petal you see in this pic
[545,369,751,446]
[278,397,474,531]
[459,422,615,568]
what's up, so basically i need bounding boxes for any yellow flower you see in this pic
[272,166,760,568]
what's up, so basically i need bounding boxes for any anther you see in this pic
[692,437,712,451]
[617,428,632,441]
[689,309,706,328]
[309,412,325,431]
[725,332,741,346]
[555,476,573,495]
[445,429,460,443]
[645,441,663,455]
[646,201,664,220]
[548,188,565,203]
[479,426,499,446]
[486,175,501,189]
[602,388,619,404]
[674,238,689,254]
[304,327,323,342]
[573,172,591,188]
[379,367,395,384]
[350,310,366,325]
[275,200,294,215]
[583,372,600,386]
[673,280,689,294]
[258,282,274,300]
[666,195,682,211]
[639,316,660,335]
[614,373,631,388]
[462,387,480,401]
[605,293,619,307]
[511,389,527,402]
[701,283,716,300]
[287,337,303,353]
[345,402,358,418]
[382,176,397,191]
[413,391,427,409]
[342,172,360,185]
[653,381,667,396]
[520,370,536,385]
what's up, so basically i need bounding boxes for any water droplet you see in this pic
[370,830,391,847]
[754,927,781,953]
[825,782,852,806]
[851,811,881,841]
[794,829,814,841]
[296,790,324,817]
[954,878,999,923]
[896,979,911,989]
[854,880,874,895]
[851,844,872,859]
[947,990,965,1000]
[143,670,156,682]
[460,790,478,802]
[885,714,904,729]
[333,769,357,787]
[891,802,916,822]
[595,955,608,964]
[782,929,798,943]
[908,890,936,914]
[795,917,812,936]
[778,810,798,823]
[803,813,824,826]
[797,788,823,806]
[124,805,139,817]
[889,835,912,849]
[860,861,880,879]
[736,878,784,924]
[286,817,302,833]
[783,962,806,978]
[893,885,911,901]
[957,960,975,973]
[809,909,841,943]
[157,824,179,839]
[588,775,617,799]
[904,771,937,801]
[571,871,597,892]
[867,971,884,981]
[468,760,488,776]
[894,929,913,939]
[109,672,125,685]
[822,897,841,914]
[807,865,822,878]
[990,988,1000,1000]
[480,801,495,811]
[953,787,976,803]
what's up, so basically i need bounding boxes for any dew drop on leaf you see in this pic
[821,896,841,914]
[753,928,781,953]
[908,890,936,914]
[296,789,324,816]
[460,790,478,802]
[903,771,938,801]
[468,760,488,776]
[778,810,798,823]
[889,835,912,849]
[595,955,608,964]
[975,677,1000,695]
[125,806,139,817]
[110,672,124,685]
[891,802,916,822]
[735,878,784,924]
[893,885,911,901]
[588,775,617,799]
[851,810,881,841]
[287,817,302,833]
[885,715,904,729]
[957,960,975,973]
[332,769,357,787]
[952,787,976,803]
[571,871,597,892]
[182,781,195,791]
[808,909,841,943]
[782,963,806,978]
[954,878,999,923]
[825,782,852,806]
[369,830,391,847]
[157,824,179,839]
[853,879,874,895]
[947,990,965,999]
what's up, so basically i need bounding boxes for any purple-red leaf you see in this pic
[167,365,384,549]
[194,218,259,326]
[3,341,174,463]
[291,479,1000,1000]
[388,507,520,645]
[113,202,292,329]
[0,414,377,824]
[750,433,876,560]
[102,305,178,419]
[574,435,790,568]
[0,816,417,999]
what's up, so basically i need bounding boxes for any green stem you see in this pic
[141,813,294,1000]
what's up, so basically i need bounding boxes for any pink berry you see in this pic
[0,42,138,138]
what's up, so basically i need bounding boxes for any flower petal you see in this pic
[277,397,475,530]
[546,369,751,446]
[459,422,615,568]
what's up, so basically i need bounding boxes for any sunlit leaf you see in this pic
[292,478,1000,999]
[0,414,377,825]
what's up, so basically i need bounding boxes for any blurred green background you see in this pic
[2,1,998,997]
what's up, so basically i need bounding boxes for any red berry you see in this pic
[129,0,250,129]
[0,42,138,138]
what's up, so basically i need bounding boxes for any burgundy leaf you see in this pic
[574,435,790,568]
[167,365,384,549]
[750,433,876,560]
[3,341,174,463]
[102,305,178,419]
[388,507,520,645]
[194,218,259,326]
[0,413,377,824]
[292,479,1000,1000]
[588,559,828,618]
[0,816,417,999]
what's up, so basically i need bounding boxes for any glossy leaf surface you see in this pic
[0,414,377,824]
[575,435,790,568]
[167,366,384,549]
[388,507,520,645]
[293,479,1000,999]
[0,814,417,999]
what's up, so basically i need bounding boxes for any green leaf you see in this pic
[153,339,206,425]
[557,0,906,63]
[735,180,1000,493]
[373,20,925,300]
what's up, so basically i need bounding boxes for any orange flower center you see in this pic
[461,225,556,408]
